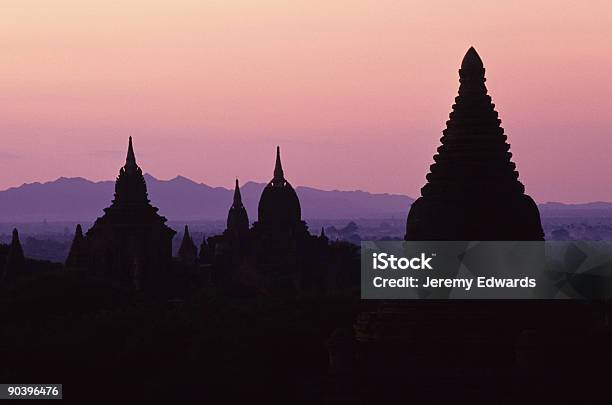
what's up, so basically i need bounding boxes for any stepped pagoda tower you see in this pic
[83,137,176,290]
[354,48,546,375]
[405,47,543,241]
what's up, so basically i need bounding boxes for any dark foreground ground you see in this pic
[1,271,610,404]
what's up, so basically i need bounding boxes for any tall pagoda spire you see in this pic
[405,47,543,241]
[66,224,88,270]
[233,178,243,207]
[273,146,284,185]
[75,223,83,238]
[112,136,149,205]
[181,225,192,244]
[227,179,249,233]
[178,225,197,266]
[125,136,137,171]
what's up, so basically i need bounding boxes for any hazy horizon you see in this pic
[1,1,611,203]
[3,172,612,205]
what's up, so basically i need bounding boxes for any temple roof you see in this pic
[91,137,173,232]
[227,179,249,233]
[125,136,137,171]
[3,228,25,279]
[66,224,88,268]
[421,47,524,197]
[112,137,150,205]
[257,147,301,226]
[405,47,544,240]
[178,225,197,259]
[233,178,243,207]
[273,146,284,185]
[461,46,483,70]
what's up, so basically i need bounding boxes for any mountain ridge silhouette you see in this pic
[2,175,611,223]
[0,174,414,222]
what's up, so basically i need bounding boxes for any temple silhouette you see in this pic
[64,142,347,297]
[3,46,607,403]
[205,147,334,295]
[344,48,604,402]
[0,229,26,281]
[65,137,176,292]
[405,47,544,241]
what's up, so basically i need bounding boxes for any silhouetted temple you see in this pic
[201,147,339,295]
[66,137,175,291]
[226,179,249,236]
[252,146,308,238]
[65,224,88,271]
[246,147,319,294]
[405,47,544,241]
[354,48,553,379]
[2,229,26,281]
[177,225,198,267]
[204,179,250,278]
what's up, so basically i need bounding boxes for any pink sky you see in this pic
[0,1,611,203]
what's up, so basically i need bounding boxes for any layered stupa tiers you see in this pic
[405,47,544,241]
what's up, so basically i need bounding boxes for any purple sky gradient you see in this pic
[1,1,611,202]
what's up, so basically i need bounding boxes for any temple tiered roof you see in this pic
[112,136,150,205]
[81,137,175,289]
[97,137,170,226]
[405,47,543,241]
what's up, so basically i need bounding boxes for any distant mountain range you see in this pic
[0,175,413,222]
[538,202,612,217]
[0,175,610,223]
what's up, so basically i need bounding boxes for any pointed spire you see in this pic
[112,136,149,204]
[227,179,250,233]
[459,46,486,88]
[179,225,195,251]
[66,224,88,269]
[3,228,25,280]
[273,146,284,183]
[71,224,84,246]
[178,225,197,266]
[461,46,483,70]
[319,227,328,243]
[11,228,21,247]
[233,178,243,207]
[405,47,544,241]
[125,136,137,168]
